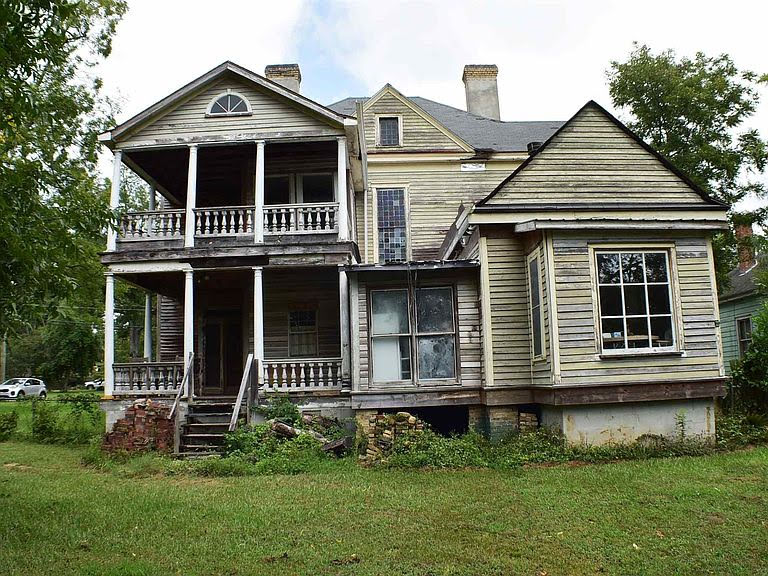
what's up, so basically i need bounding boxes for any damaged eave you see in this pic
[345,259,479,273]
[514,219,731,233]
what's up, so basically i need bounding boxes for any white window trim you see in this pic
[372,186,411,264]
[205,89,253,117]
[526,249,546,362]
[375,114,403,147]
[369,288,413,385]
[589,244,682,357]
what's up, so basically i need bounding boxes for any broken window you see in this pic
[370,286,456,383]
[596,250,675,352]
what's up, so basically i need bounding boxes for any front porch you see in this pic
[104,266,351,400]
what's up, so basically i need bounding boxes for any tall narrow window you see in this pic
[528,255,544,358]
[288,310,318,357]
[377,188,407,262]
[371,290,411,382]
[378,117,400,146]
[416,287,456,379]
[596,251,675,352]
[737,317,753,357]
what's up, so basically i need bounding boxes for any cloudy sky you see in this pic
[98,0,767,201]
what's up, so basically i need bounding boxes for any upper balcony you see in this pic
[106,139,355,259]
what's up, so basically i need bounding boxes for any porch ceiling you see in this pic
[116,271,184,300]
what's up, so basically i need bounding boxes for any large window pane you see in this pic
[623,285,647,316]
[597,253,620,284]
[601,318,625,349]
[647,285,671,314]
[621,253,645,283]
[372,336,411,382]
[416,288,453,333]
[650,317,674,348]
[417,335,455,379]
[599,286,622,316]
[371,290,409,335]
[626,317,650,348]
[644,253,668,282]
[301,174,334,203]
[265,176,290,205]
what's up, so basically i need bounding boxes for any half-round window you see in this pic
[207,92,250,116]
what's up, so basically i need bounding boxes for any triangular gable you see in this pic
[477,100,726,208]
[101,61,351,145]
[363,84,473,152]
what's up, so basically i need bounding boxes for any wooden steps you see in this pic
[178,400,243,457]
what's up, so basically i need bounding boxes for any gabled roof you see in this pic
[328,96,562,152]
[476,100,728,208]
[721,261,761,302]
[101,61,353,144]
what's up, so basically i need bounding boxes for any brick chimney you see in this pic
[264,64,301,93]
[462,64,500,120]
[735,223,756,272]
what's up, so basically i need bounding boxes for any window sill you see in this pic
[599,350,684,360]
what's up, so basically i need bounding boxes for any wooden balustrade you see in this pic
[113,362,184,395]
[118,210,184,240]
[263,203,338,234]
[195,206,254,236]
[261,358,342,392]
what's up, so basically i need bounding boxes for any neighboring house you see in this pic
[719,225,762,374]
[99,61,728,450]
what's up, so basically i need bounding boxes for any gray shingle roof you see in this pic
[721,261,760,301]
[327,96,563,152]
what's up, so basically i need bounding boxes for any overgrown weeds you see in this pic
[0,410,18,441]
[30,395,103,445]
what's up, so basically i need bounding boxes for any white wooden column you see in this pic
[104,272,115,397]
[338,266,350,386]
[184,145,198,248]
[143,293,152,361]
[183,269,194,397]
[254,140,265,243]
[106,150,123,251]
[337,136,349,240]
[252,267,264,361]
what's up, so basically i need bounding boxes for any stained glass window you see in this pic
[377,188,407,262]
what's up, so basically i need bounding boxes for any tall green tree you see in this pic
[607,44,768,287]
[0,0,127,333]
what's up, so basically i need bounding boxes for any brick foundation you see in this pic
[487,406,520,440]
[103,399,174,454]
[357,411,425,463]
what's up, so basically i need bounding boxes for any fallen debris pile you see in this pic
[360,411,425,463]
[103,399,173,454]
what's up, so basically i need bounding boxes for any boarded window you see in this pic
[377,188,407,262]
[737,317,753,357]
[596,251,675,352]
[378,117,400,146]
[209,93,249,115]
[528,255,543,358]
[289,310,318,357]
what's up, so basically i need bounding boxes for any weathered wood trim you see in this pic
[349,273,361,391]
[544,232,561,384]
[707,237,726,377]
[479,235,495,387]
[471,209,729,226]
[350,387,482,410]
[514,220,729,232]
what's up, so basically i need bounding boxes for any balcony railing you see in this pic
[118,210,184,240]
[261,358,342,392]
[113,361,185,395]
[264,202,338,234]
[195,206,254,236]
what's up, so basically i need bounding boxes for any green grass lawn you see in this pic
[0,442,766,575]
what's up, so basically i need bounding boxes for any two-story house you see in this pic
[100,61,728,451]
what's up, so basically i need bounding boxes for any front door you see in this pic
[202,311,243,396]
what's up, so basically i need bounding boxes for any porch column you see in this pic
[143,293,152,361]
[337,136,349,241]
[338,266,350,386]
[184,144,198,248]
[104,272,115,397]
[252,267,264,361]
[183,269,194,398]
[254,140,265,243]
[106,150,123,251]
[148,184,156,211]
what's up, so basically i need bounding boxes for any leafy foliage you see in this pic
[0,411,19,441]
[730,301,768,411]
[255,396,301,425]
[30,396,103,444]
[607,44,768,287]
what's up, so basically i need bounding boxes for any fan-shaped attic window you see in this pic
[207,91,251,116]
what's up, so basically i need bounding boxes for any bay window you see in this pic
[595,250,675,352]
[370,286,457,384]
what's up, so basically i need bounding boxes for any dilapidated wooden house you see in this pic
[100,62,728,451]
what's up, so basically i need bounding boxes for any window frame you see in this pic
[296,172,336,204]
[368,284,459,386]
[206,90,252,117]
[375,115,403,147]
[373,186,410,263]
[591,246,680,356]
[526,250,546,362]
[264,174,294,205]
[287,310,319,358]
[736,316,753,358]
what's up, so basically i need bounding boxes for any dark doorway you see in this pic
[202,310,243,396]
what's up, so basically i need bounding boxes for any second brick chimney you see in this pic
[736,223,756,272]
[462,64,500,120]
[264,64,301,93]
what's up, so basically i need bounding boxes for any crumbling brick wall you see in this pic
[103,399,174,454]
[359,411,424,463]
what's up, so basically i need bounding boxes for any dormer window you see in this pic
[207,91,251,116]
[378,116,401,147]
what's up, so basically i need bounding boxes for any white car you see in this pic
[84,379,104,390]
[0,378,47,400]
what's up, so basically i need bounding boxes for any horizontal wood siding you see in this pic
[552,232,722,385]
[121,75,342,146]
[357,164,520,262]
[719,294,762,374]
[354,270,481,391]
[158,295,183,362]
[485,231,531,387]
[486,107,707,206]
[364,92,464,152]
[529,241,552,386]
